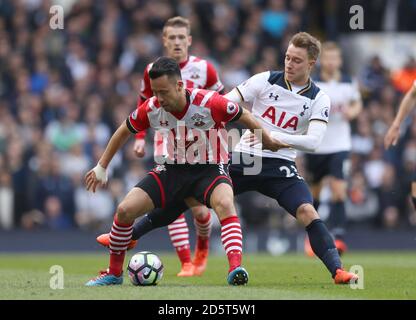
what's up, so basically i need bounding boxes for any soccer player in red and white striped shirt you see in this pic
[131,17,224,277]
[85,57,287,286]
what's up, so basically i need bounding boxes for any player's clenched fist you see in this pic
[85,163,108,193]
[133,138,146,158]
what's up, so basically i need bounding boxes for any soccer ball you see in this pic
[127,251,164,286]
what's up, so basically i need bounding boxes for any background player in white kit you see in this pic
[385,79,416,212]
[304,42,362,256]
[111,32,359,284]
[101,16,224,277]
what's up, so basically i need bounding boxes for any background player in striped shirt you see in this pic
[132,16,224,277]
[85,57,287,286]
[304,42,363,256]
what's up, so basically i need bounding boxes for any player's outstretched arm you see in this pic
[385,85,416,149]
[237,107,290,151]
[224,88,243,104]
[85,122,131,192]
[264,120,328,153]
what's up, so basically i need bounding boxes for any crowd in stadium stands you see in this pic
[0,0,415,232]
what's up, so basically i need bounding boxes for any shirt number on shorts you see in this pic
[279,165,303,180]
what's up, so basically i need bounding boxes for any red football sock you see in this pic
[168,214,192,265]
[108,215,133,276]
[194,211,212,250]
[220,215,243,272]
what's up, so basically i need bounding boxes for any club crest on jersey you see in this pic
[190,67,200,79]
[321,107,329,119]
[191,113,206,127]
[190,72,200,79]
[299,104,309,117]
[269,92,279,101]
[227,102,237,115]
[261,106,298,130]
[153,164,166,173]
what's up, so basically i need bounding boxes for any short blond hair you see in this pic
[163,16,191,35]
[289,32,321,61]
[321,41,341,53]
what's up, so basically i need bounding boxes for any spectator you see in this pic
[0,0,414,233]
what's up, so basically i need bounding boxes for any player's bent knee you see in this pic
[116,204,134,224]
[296,204,319,226]
[330,181,347,201]
[211,197,235,217]
[191,206,209,219]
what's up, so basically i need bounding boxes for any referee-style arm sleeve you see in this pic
[270,120,327,152]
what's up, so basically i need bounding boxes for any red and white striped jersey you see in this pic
[136,55,224,140]
[140,55,224,102]
[127,88,241,164]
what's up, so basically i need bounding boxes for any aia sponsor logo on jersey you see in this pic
[191,113,206,127]
[261,106,298,130]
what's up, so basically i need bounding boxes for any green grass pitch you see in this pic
[1,251,415,300]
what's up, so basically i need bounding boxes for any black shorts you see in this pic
[229,154,313,217]
[304,151,350,184]
[135,163,232,209]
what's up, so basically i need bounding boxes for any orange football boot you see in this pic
[176,262,194,277]
[334,268,359,284]
[335,239,348,256]
[192,239,209,276]
[96,233,137,250]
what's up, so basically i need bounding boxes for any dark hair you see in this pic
[149,57,182,80]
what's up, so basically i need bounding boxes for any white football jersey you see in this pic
[313,74,361,153]
[234,71,331,161]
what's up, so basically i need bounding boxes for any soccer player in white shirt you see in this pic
[304,42,363,256]
[385,79,416,211]
[225,33,357,284]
